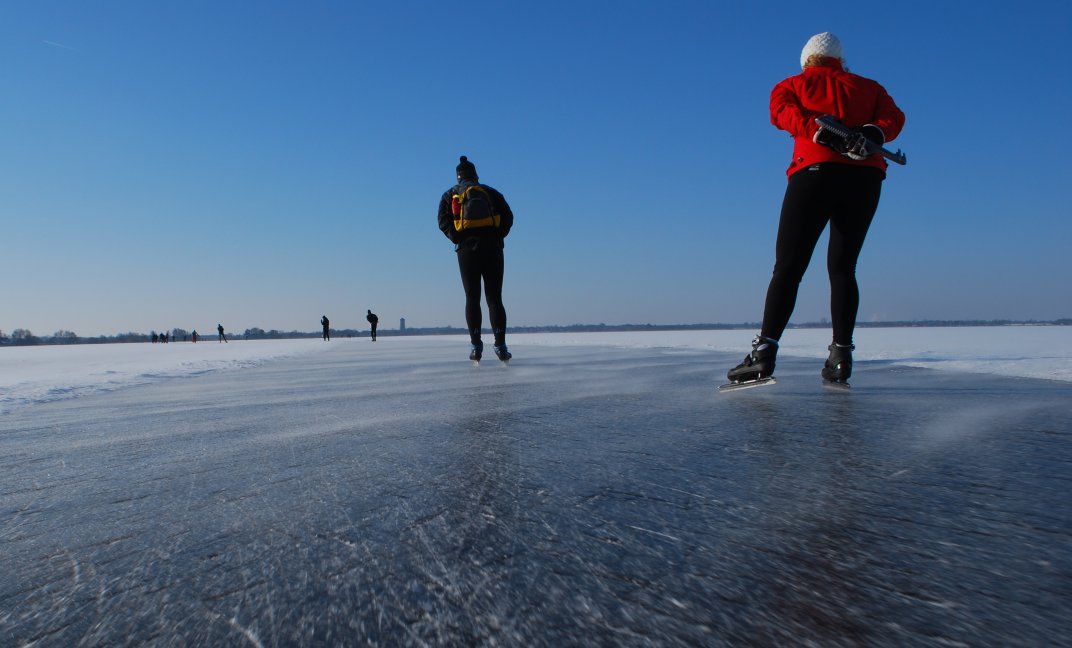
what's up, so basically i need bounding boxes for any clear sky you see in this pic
[2,1,1070,337]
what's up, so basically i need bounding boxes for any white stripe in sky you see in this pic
[42,40,76,51]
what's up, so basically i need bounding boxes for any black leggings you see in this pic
[457,239,507,345]
[761,164,883,345]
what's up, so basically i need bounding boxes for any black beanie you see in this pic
[456,155,477,181]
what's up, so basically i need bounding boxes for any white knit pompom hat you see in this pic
[800,32,843,69]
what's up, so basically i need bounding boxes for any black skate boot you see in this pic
[493,344,512,363]
[821,342,854,385]
[469,340,484,363]
[724,336,778,388]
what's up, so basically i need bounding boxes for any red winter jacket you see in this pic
[771,59,905,178]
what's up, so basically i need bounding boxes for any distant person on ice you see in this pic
[321,315,330,341]
[725,32,905,387]
[438,155,514,362]
[217,323,228,343]
[366,309,378,341]
[192,330,198,343]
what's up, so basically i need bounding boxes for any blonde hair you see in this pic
[803,54,846,70]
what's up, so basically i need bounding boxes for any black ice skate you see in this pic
[493,344,512,363]
[469,341,484,364]
[720,336,778,392]
[821,343,854,388]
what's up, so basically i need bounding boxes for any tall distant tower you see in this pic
[399,317,406,332]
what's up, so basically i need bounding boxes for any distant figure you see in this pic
[725,32,905,388]
[321,316,330,341]
[217,324,228,343]
[161,331,168,343]
[192,330,198,343]
[366,310,379,341]
[437,155,514,362]
[151,332,159,344]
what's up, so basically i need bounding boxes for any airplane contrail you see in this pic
[42,40,77,51]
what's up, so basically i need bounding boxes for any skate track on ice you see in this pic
[1,336,1070,645]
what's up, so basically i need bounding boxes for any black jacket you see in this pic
[437,180,513,247]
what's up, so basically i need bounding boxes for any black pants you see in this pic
[370,324,377,340]
[761,164,884,345]
[457,238,506,346]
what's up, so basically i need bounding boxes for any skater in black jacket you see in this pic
[321,316,330,341]
[366,310,378,341]
[437,156,514,362]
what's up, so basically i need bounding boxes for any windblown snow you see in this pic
[1,326,1068,414]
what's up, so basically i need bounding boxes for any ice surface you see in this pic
[1,334,1070,645]
[2,326,1069,415]
[0,338,333,414]
[519,325,1072,382]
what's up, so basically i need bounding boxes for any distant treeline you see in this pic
[2,319,1069,347]
[487,319,1072,334]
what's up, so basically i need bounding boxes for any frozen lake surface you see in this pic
[2,332,1070,645]
[2,326,1070,415]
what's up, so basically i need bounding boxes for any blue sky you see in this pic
[2,1,1070,337]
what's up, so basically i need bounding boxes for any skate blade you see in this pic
[822,379,851,390]
[718,376,776,392]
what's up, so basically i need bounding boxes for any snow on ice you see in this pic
[1,326,1069,414]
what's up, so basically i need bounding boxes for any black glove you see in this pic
[858,124,885,146]
[842,131,872,160]
[842,125,885,160]
[813,118,849,152]
[814,117,880,160]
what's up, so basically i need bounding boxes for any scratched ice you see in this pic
[1,332,1070,646]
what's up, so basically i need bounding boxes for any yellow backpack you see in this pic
[451,185,501,232]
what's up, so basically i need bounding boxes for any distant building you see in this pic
[400,318,406,332]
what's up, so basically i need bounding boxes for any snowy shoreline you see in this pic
[1,326,1069,414]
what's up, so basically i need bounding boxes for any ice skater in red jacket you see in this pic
[726,32,905,387]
